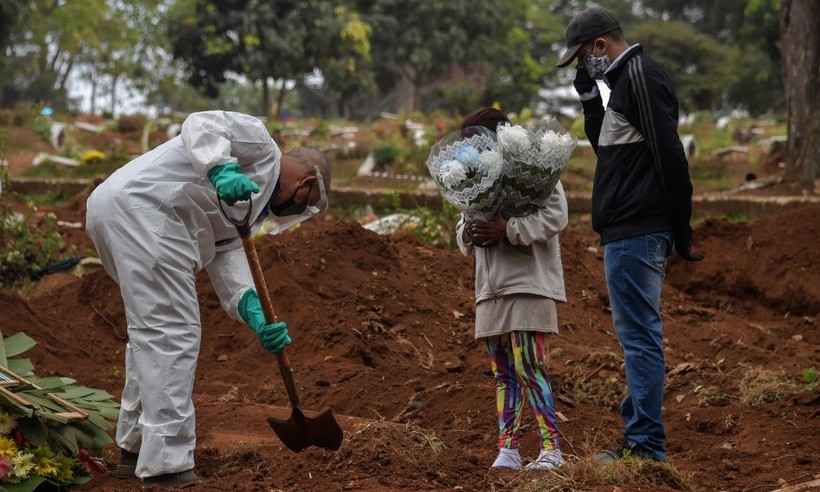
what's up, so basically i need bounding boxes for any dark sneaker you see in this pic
[593,442,660,464]
[142,469,199,489]
[113,449,138,479]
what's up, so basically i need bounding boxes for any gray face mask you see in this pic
[584,53,611,80]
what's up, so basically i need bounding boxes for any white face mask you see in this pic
[584,52,611,80]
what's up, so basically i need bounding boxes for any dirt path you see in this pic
[4,206,819,491]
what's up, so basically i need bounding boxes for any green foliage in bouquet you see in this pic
[0,332,117,490]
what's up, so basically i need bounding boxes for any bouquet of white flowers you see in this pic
[495,119,576,216]
[426,118,575,218]
[425,126,505,219]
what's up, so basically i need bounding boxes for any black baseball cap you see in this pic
[556,7,620,68]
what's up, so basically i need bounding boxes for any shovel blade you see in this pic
[267,407,343,452]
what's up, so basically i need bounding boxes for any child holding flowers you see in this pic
[449,108,570,470]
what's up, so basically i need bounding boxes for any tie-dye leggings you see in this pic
[485,331,560,451]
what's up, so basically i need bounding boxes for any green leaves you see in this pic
[2,476,47,492]
[33,377,77,391]
[0,330,118,459]
[4,332,36,359]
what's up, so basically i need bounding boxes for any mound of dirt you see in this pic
[1,215,817,491]
[669,204,820,315]
[18,220,480,409]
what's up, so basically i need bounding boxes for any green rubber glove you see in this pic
[207,161,260,205]
[238,289,291,353]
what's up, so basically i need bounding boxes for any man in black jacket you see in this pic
[558,6,702,462]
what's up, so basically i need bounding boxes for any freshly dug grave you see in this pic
[668,204,820,316]
[2,209,818,491]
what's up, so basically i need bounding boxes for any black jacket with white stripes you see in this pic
[581,45,695,257]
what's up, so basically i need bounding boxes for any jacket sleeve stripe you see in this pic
[628,57,667,190]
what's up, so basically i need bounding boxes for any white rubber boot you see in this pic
[491,448,523,470]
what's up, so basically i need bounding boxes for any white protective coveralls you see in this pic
[85,111,281,478]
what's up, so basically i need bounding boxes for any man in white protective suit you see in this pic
[85,111,330,488]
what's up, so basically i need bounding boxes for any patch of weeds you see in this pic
[23,154,127,179]
[517,455,693,492]
[329,204,373,222]
[689,158,736,191]
[373,142,402,168]
[23,191,72,206]
[696,385,732,407]
[311,119,330,139]
[0,204,66,287]
[566,375,625,410]
[560,351,626,410]
[31,115,53,142]
[802,367,818,392]
[723,211,750,223]
[340,421,447,471]
[739,367,799,406]
[404,202,460,248]
[405,424,446,455]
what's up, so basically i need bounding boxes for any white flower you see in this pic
[11,452,34,480]
[539,130,576,169]
[440,160,468,188]
[478,150,503,175]
[454,144,481,166]
[497,124,532,156]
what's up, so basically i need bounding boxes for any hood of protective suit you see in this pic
[90,111,281,269]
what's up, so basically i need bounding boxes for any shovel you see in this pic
[219,197,343,452]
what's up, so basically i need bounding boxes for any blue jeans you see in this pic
[603,232,672,461]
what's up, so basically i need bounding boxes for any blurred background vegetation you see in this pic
[0,0,783,119]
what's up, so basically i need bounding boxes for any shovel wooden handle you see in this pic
[219,196,301,410]
[241,234,301,410]
[241,235,278,322]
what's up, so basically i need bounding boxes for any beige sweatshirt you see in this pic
[456,181,568,304]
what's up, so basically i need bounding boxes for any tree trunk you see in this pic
[49,47,63,73]
[275,79,287,120]
[781,0,820,192]
[58,55,75,91]
[110,74,119,117]
[261,77,271,117]
[90,73,97,115]
[337,97,347,119]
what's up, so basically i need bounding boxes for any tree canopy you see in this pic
[0,0,792,118]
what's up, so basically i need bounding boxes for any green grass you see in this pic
[21,191,73,206]
[687,158,738,192]
[23,157,127,179]
[723,211,751,223]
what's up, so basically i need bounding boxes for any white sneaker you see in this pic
[525,449,565,471]
[491,448,523,470]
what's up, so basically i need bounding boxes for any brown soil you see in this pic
[4,127,53,176]
[669,204,820,315]
[1,205,818,491]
